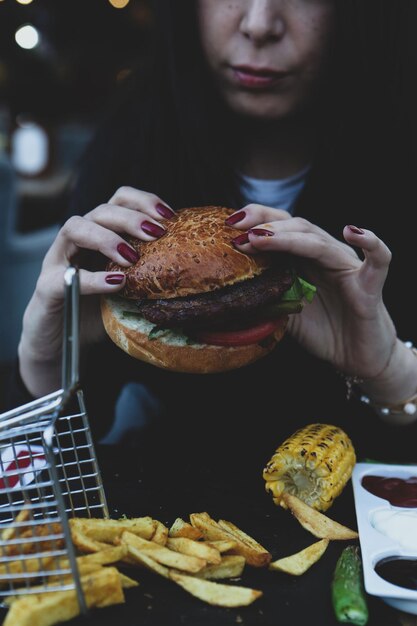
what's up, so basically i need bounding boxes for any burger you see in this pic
[101,206,314,374]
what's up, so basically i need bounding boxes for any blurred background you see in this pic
[0,0,153,409]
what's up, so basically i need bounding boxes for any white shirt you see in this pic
[238,165,310,215]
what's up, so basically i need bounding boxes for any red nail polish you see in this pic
[106,273,125,285]
[232,232,250,246]
[226,211,246,225]
[142,221,166,238]
[155,203,175,219]
[348,225,365,235]
[117,242,139,263]
[248,228,274,237]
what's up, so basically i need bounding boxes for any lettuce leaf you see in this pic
[281,275,316,304]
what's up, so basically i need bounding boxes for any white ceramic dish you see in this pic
[352,462,417,615]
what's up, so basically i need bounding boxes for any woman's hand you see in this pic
[227,204,398,382]
[18,187,174,397]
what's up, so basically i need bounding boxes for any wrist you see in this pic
[17,328,62,398]
[348,341,417,425]
[18,340,62,398]
[19,290,64,361]
[359,340,417,404]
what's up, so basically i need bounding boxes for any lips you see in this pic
[231,65,291,89]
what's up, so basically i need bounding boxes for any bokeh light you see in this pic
[15,24,40,49]
[108,0,130,8]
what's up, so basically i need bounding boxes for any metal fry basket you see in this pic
[0,267,108,612]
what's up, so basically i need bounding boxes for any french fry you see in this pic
[69,516,156,543]
[124,544,170,578]
[47,563,138,591]
[0,555,54,585]
[47,562,105,583]
[205,539,238,553]
[6,558,137,598]
[282,493,359,540]
[0,510,284,621]
[190,513,271,567]
[2,522,64,557]
[190,512,235,544]
[169,570,262,607]
[81,566,125,605]
[76,544,128,566]
[217,519,271,567]
[169,518,204,540]
[152,521,169,545]
[269,539,329,575]
[3,566,125,626]
[120,531,206,573]
[196,555,246,580]
[118,571,140,589]
[50,545,128,577]
[167,537,221,564]
[70,527,110,553]
[1,507,31,542]
[3,565,110,603]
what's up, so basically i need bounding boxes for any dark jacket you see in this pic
[8,79,417,478]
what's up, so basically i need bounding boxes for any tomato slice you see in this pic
[194,318,287,347]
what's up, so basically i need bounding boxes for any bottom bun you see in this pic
[101,296,287,374]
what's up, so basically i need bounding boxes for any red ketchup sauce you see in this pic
[361,475,417,507]
[375,556,417,591]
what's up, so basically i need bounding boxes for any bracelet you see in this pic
[360,391,417,417]
[344,341,417,417]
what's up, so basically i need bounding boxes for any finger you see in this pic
[234,228,357,268]
[230,215,316,251]
[343,225,392,269]
[231,228,278,254]
[85,203,167,241]
[225,204,291,229]
[80,269,127,295]
[46,216,140,267]
[229,214,332,248]
[343,224,392,288]
[36,267,126,300]
[107,186,175,220]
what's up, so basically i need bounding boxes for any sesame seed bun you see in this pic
[107,206,272,300]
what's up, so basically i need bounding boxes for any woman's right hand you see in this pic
[18,187,174,397]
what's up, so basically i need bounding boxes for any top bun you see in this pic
[107,206,272,300]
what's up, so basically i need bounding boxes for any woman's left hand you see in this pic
[228,204,397,380]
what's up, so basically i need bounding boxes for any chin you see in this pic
[222,84,313,122]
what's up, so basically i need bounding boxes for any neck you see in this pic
[235,116,316,180]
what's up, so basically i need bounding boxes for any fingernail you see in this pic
[141,220,166,238]
[155,202,175,219]
[106,273,125,285]
[348,225,365,235]
[232,232,250,246]
[226,211,246,225]
[117,242,139,263]
[248,228,274,237]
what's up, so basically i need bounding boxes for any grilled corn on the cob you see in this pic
[263,423,356,512]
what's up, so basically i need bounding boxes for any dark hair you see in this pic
[70,0,417,251]
[70,0,241,214]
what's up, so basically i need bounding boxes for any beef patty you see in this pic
[135,266,294,329]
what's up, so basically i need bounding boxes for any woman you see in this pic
[12,0,417,473]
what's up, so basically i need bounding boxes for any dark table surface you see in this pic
[74,446,417,625]
[1,443,415,626]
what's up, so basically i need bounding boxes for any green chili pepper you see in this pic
[332,545,369,625]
